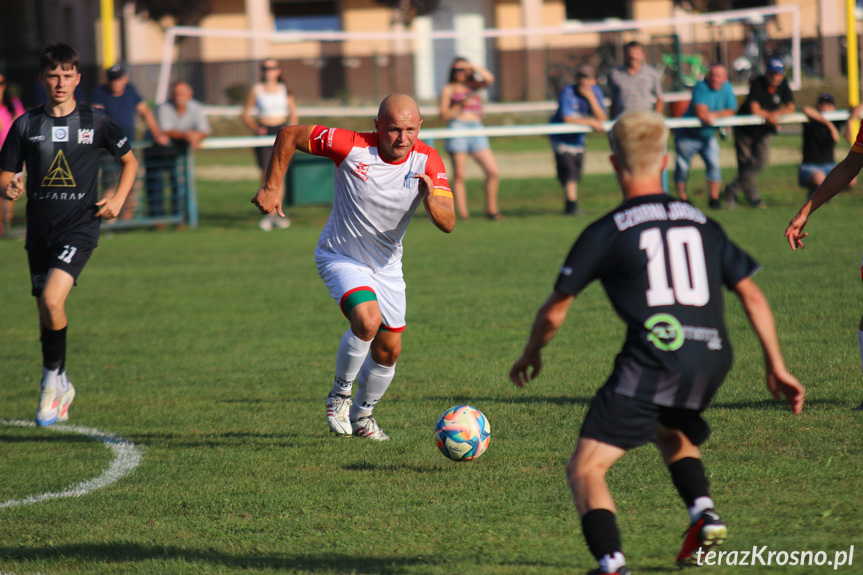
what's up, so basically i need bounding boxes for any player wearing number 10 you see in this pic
[510,110,804,575]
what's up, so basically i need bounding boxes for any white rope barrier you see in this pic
[200,110,853,149]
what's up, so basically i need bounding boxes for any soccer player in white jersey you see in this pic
[0,43,137,426]
[252,94,455,440]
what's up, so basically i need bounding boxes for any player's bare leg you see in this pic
[655,425,726,564]
[326,300,380,436]
[35,269,76,426]
[567,438,629,574]
[349,330,400,441]
[856,315,863,412]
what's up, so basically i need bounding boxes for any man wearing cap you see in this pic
[549,64,608,215]
[725,57,795,209]
[798,93,856,199]
[90,63,168,220]
[673,63,737,209]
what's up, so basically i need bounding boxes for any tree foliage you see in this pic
[374,0,441,25]
[133,0,212,27]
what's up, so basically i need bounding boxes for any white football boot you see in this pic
[326,394,353,436]
[351,416,390,441]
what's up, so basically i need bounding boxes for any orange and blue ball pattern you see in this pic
[434,405,491,461]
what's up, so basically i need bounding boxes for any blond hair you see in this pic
[609,110,668,177]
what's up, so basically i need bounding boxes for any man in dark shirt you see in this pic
[725,58,795,209]
[798,93,856,199]
[510,110,804,575]
[90,62,167,220]
[0,43,137,426]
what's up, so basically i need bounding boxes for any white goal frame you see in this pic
[156,5,802,105]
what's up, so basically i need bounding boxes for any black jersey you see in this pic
[0,103,132,250]
[555,194,760,411]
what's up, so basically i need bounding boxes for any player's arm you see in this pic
[510,290,575,387]
[733,276,805,414]
[0,170,24,201]
[95,150,138,219]
[785,150,863,250]
[414,173,455,233]
[251,124,315,217]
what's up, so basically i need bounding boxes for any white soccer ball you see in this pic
[434,405,490,461]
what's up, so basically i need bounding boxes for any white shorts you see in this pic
[316,248,407,332]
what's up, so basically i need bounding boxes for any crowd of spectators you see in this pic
[0,45,855,235]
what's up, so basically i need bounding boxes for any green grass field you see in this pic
[1,159,862,575]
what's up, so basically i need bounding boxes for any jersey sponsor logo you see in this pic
[403,171,417,189]
[437,172,448,180]
[645,313,684,351]
[327,128,335,147]
[116,136,128,149]
[29,135,46,142]
[645,313,723,351]
[351,162,370,182]
[77,129,94,144]
[41,149,76,188]
[52,126,69,142]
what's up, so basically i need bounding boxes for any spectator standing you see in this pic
[90,63,168,221]
[607,41,664,119]
[0,71,25,236]
[439,57,502,221]
[798,93,855,199]
[725,58,795,209]
[145,81,210,219]
[549,64,607,216]
[242,59,298,231]
[673,63,737,208]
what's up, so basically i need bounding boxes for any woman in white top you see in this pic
[243,59,299,230]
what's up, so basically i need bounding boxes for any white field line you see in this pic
[0,419,142,510]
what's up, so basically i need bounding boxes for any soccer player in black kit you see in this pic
[510,110,805,575]
[0,43,138,426]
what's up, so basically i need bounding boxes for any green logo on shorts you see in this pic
[645,313,684,351]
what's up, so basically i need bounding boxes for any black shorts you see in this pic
[579,384,711,450]
[554,150,584,185]
[27,241,96,297]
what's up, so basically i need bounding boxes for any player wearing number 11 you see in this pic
[509,110,804,575]
[0,43,137,427]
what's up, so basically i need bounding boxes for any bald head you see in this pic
[377,93,421,123]
[375,93,423,162]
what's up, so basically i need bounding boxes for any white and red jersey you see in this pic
[308,125,451,270]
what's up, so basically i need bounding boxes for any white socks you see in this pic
[330,329,372,397]
[689,496,715,522]
[598,551,626,573]
[41,367,60,391]
[350,355,396,420]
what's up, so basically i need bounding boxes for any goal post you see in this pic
[155,5,802,106]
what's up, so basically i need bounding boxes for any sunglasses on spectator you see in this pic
[262,66,280,71]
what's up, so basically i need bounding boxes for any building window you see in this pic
[272,0,341,32]
[564,1,627,21]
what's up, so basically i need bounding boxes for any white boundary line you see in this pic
[0,419,142,510]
